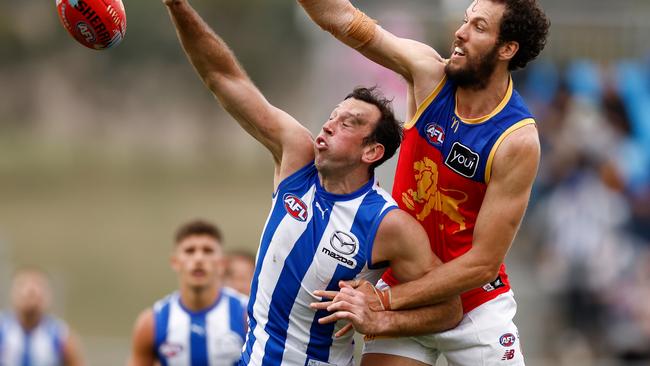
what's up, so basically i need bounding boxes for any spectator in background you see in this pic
[128,219,248,366]
[530,60,650,365]
[224,251,255,297]
[0,268,84,366]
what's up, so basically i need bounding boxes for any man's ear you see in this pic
[499,41,519,62]
[170,252,180,273]
[362,143,385,165]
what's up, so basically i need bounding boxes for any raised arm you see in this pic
[390,125,541,309]
[164,0,314,186]
[297,0,446,106]
[127,309,156,366]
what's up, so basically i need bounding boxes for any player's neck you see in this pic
[17,312,42,332]
[180,283,221,312]
[455,69,510,120]
[319,167,372,195]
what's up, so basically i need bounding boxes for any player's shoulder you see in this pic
[222,286,249,307]
[496,123,540,161]
[153,292,178,312]
[132,307,155,338]
[377,209,422,239]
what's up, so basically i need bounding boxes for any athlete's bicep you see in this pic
[472,125,540,271]
[128,309,156,366]
[373,210,437,283]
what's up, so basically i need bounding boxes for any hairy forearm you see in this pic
[297,0,353,33]
[373,297,462,337]
[165,0,244,88]
[391,251,499,310]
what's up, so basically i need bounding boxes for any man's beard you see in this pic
[445,44,499,90]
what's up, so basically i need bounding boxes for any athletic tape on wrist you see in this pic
[341,8,377,49]
[372,286,391,311]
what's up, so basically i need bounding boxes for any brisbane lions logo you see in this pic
[402,157,468,233]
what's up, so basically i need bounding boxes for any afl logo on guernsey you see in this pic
[159,342,184,358]
[445,142,479,178]
[499,333,516,347]
[425,123,445,146]
[283,193,309,221]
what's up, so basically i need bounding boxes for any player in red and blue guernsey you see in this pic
[300,0,550,364]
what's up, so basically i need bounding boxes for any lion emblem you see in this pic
[402,157,468,233]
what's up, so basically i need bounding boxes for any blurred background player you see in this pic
[0,268,84,366]
[224,251,256,297]
[128,219,248,366]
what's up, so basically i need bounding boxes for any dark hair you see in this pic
[492,0,550,71]
[174,219,223,245]
[344,86,403,172]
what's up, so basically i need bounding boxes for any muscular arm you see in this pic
[127,309,156,366]
[315,210,462,336]
[390,125,541,309]
[62,331,84,366]
[164,0,313,187]
[297,0,446,107]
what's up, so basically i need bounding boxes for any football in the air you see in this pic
[56,0,127,50]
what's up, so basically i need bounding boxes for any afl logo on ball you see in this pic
[283,193,309,222]
[76,22,96,43]
[425,123,445,146]
[499,333,516,347]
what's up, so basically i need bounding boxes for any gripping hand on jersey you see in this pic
[310,280,391,337]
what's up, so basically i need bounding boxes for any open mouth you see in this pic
[315,136,328,150]
[452,46,466,57]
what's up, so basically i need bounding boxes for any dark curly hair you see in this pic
[492,0,550,71]
[344,86,403,173]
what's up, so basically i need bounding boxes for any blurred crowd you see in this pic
[522,58,650,364]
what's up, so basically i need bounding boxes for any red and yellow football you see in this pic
[56,0,127,50]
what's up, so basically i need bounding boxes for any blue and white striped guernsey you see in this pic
[0,312,67,366]
[153,288,248,366]
[240,163,397,366]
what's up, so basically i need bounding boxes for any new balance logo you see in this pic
[501,349,515,360]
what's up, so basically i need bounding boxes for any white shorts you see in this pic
[363,283,524,366]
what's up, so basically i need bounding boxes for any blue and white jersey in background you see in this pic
[241,163,397,366]
[0,312,67,366]
[153,288,248,366]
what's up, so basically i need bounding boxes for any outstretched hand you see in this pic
[310,280,388,337]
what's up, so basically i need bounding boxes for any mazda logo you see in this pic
[330,231,358,255]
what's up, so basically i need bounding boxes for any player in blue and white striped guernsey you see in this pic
[129,220,248,366]
[0,269,83,366]
[162,1,463,365]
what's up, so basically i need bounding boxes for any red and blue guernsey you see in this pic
[383,76,536,313]
[240,163,396,366]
